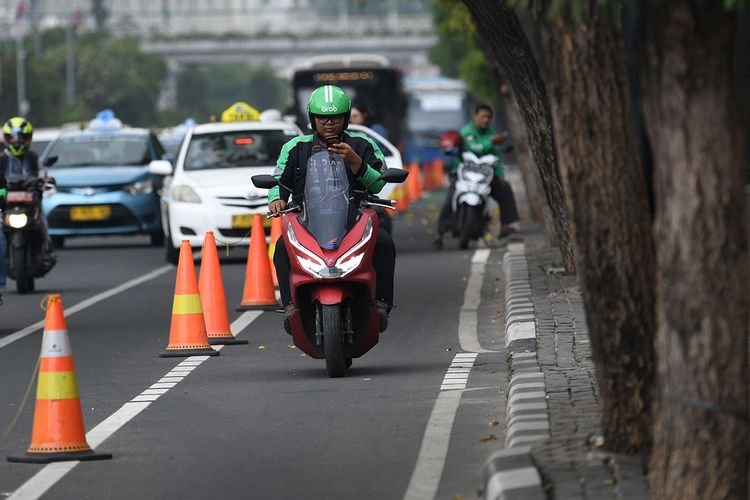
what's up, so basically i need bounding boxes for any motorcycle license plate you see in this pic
[70,205,111,221]
[7,191,33,203]
[231,214,271,229]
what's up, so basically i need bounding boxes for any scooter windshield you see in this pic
[303,150,350,250]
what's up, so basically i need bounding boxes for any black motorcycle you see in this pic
[3,174,56,293]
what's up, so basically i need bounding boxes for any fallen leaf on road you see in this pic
[258,345,266,350]
[299,353,306,357]
[479,434,497,442]
[602,479,616,486]
[488,420,499,427]
[287,344,296,349]
[362,378,372,381]
[452,494,464,500]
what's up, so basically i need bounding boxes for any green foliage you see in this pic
[430,0,499,105]
[171,63,288,122]
[0,29,166,127]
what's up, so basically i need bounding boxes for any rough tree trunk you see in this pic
[540,8,656,455]
[463,0,574,270]
[641,2,749,498]
[502,86,551,227]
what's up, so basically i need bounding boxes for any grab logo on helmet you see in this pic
[321,105,338,112]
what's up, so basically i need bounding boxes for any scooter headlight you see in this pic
[287,222,327,278]
[6,212,28,228]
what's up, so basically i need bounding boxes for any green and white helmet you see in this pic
[307,85,352,129]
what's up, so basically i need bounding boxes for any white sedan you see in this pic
[346,124,404,201]
[152,120,302,263]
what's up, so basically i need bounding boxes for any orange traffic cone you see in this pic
[160,241,219,357]
[393,183,409,212]
[237,214,278,311]
[406,164,421,203]
[434,158,445,188]
[8,295,112,463]
[423,161,435,190]
[199,232,248,346]
[268,216,283,287]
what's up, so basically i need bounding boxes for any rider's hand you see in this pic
[328,142,363,174]
[491,132,508,145]
[269,200,287,216]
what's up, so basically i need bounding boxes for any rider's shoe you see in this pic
[374,299,389,333]
[499,222,520,239]
[432,237,444,251]
[283,303,294,335]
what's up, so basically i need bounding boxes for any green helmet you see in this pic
[307,85,352,130]
[2,117,33,157]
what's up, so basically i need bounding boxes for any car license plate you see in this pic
[231,214,253,228]
[231,214,272,229]
[70,205,112,221]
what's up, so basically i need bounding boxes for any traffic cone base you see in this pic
[160,346,219,357]
[7,295,111,464]
[8,449,113,464]
[208,337,249,345]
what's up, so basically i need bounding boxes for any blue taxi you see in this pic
[40,110,172,247]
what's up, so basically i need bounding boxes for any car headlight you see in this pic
[170,185,201,203]
[6,212,28,228]
[125,179,154,195]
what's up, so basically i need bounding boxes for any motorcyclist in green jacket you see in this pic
[462,105,519,234]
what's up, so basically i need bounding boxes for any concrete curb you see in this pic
[483,447,545,500]
[483,240,549,500]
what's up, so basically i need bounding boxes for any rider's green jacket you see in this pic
[459,122,504,178]
[268,131,387,203]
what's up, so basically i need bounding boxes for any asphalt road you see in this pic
[0,191,510,500]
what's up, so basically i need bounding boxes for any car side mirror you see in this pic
[252,174,279,189]
[378,168,409,184]
[149,159,173,176]
[43,156,58,167]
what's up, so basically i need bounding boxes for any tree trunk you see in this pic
[641,3,749,498]
[539,8,657,455]
[502,85,550,227]
[463,0,574,270]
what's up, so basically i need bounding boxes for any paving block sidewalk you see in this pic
[523,241,650,500]
[485,229,649,500]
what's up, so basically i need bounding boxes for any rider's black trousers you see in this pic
[274,229,396,310]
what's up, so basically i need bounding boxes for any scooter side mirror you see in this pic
[43,156,58,167]
[251,174,279,189]
[378,168,409,184]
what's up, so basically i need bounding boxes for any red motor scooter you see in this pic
[252,151,407,377]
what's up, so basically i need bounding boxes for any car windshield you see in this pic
[46,135,151,167]
[184,130,291,170]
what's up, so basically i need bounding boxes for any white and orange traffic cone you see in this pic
[8,295,112,463]
[160,241,219,357]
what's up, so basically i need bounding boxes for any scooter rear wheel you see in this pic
[322,304,346,378]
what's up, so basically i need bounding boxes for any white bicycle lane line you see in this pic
[8,311,262,500]
[0,265,174,351]
[403,248,500,500]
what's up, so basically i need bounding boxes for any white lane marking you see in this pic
[459,249,492,353]
[0,265,173,351]
[9,402,150,500]
[7,312,260,500]
[402,389,463,500]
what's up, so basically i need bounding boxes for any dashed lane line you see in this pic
[404,246,501,500]
[0,265,174,351]
[8,311,262,500]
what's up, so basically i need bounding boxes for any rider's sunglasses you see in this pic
[315,115,344,124]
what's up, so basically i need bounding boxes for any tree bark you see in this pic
[463,0,574,270]
[539,8,657,455]
[641,3,749,498]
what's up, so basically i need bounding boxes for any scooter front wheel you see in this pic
[13,245,30,294]
[322,304,346,378]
